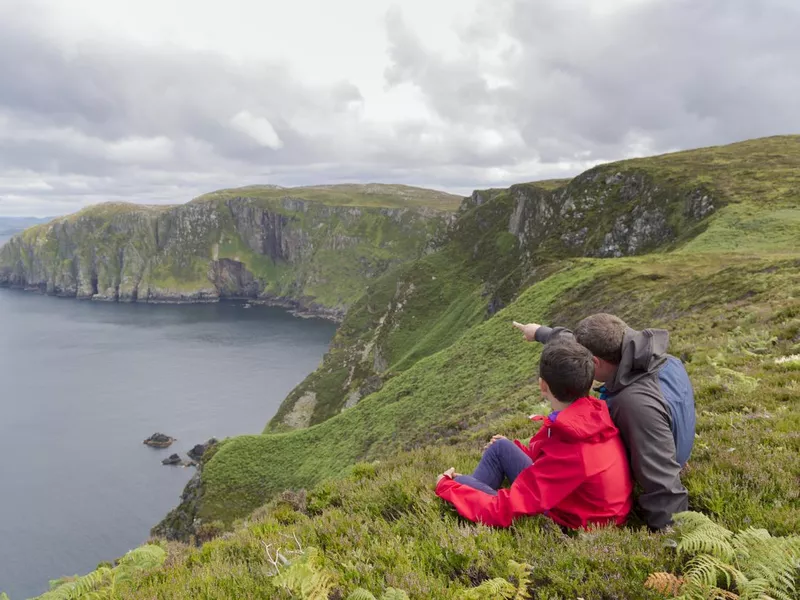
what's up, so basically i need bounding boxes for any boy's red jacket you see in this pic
[435,396,633,529]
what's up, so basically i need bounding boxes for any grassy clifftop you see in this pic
[192,183,463,211]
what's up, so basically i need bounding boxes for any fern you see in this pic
[380,589,410,600]
[645,572,683,596]
[273,546,336,600]
[509,560,532,600]
[347,591,378,600]
[34,544,166,600]
[674,512,735,562]
[461,560,533,600]
[461,578,517,599]
[37,568,111,600]
[648,512,800,600]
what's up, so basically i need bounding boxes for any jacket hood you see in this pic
[549,396,619,443]
[607,327,669,393]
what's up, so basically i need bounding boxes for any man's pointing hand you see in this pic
[512,321,540,342]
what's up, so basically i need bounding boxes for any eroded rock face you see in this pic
[282,391,317,429]
[0,195,454,316]
[151,471,203,541]
[208,259,260,298]
[508,169,718,260]
[187,438,218,463]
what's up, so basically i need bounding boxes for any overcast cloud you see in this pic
[0,0,798,216]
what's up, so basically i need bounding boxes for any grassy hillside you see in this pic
[192,183,463,211]
[183,136,799,528]
[41,250,799,599]
[16,136,800,600]
[265,135,800,432]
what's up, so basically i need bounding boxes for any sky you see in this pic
[0,0,798,217]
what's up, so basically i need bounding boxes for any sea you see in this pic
[0,285,336,599]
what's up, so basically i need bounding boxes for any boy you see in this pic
[435,339,633,529]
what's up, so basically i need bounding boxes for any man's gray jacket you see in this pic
[535,325,696,529]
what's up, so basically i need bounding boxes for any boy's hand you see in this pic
[436,467,459,483]
[484,434,507,450]
[513,321,540,342]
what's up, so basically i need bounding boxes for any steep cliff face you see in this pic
[507,167,716,260]
[267,167,719,432]
[0,186,459,317]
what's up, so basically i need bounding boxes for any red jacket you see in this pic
[436,396,633,529]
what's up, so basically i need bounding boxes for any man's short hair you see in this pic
[539,339,595,404]
[574,313,627,364]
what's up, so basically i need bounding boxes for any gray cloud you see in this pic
[1,0,799,216]
[386,0,800,163]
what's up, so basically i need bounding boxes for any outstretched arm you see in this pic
[512,321,574,344]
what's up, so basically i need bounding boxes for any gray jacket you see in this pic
[535,325,696,529]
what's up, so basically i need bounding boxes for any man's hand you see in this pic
[436,467,459,484]
[483,434,507,450]
[513,321,540,342]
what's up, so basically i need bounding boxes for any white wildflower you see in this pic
[775,354,800,364]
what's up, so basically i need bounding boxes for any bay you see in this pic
[0,290,336,599]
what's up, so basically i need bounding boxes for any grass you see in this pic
[12,135,800,600]
[55,248,798,600]
[192,183,463,211]
[194,253,800,536]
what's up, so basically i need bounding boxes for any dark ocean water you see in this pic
[0,290,336,599]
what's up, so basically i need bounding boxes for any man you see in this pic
[512,313,695,530]
[435,339,632,529]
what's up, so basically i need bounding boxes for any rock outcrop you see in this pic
[143,433,175,448]
[507,168,717,260]
[0,185,458,318]
[187,438,218,463]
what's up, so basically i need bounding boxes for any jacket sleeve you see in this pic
[435,451,585,527]
[610,394,688,529]
[534,326,574,344]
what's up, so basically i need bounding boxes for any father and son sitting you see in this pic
[436,313,696,532]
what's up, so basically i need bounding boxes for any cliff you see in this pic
[266,161,720,430]
[0,184,460,318]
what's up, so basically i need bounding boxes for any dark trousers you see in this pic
[454,438,533,496]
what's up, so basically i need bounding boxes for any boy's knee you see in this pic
[489,437,515,455]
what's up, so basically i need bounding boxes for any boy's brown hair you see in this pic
[574,313,627,364]
[539,339,595,403]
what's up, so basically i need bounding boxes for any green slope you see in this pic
[19,136,800,600]
[265,135,800,432]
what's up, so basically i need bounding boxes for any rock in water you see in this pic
[187,438,218,462]
[162,453,183,466]
[144,432,175,448]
